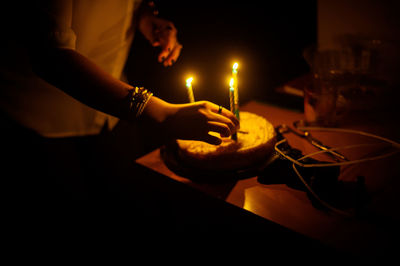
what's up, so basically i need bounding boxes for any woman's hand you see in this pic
[138,13,182,67]
[142,97,240,145]
[164,101,240,145]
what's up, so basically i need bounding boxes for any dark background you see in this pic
[125,1,317,110]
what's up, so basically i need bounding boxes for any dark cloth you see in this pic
[2,120,104,200]
[0,111,162,201]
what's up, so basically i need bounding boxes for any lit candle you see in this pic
[231,63,240,120]
[229,77,238,141]
[185,77,195,103]
[229,78,235,114]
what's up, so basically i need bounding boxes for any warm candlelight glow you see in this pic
[229,74,238,141]
[229,77,235,90]
[232,62,239,74]
[230,62,240,120]
[231,63,239,107]
[186,77,195,103]
[229,77,235,112]
[186,77,193,87]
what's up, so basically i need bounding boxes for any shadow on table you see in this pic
[257,150,370,216]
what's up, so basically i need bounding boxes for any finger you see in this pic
[211,113,237,135]
[157,24,178,63]
[198,102,237,133]
[200,133,222,145]
[204,106,236,134]
[208,121,231,137]
[224,110,240,128]
[211,105,240,128]
[163,42,182,66]
[158,45,172,63]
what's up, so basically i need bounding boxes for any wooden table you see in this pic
[136,100,400,263]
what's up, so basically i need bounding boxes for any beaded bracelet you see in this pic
[127,87,153,118]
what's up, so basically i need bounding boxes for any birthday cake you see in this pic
[175,112,276,171]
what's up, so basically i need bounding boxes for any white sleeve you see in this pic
[33,1,76,50]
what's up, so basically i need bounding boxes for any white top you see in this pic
[0,0,142,137]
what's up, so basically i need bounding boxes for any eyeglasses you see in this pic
[273,122,400,216]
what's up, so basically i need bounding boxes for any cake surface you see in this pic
[176,112,276,171]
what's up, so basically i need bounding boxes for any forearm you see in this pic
[28,47,239,145]
[30,47,134,119]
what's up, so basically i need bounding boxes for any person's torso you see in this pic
[0,0,140,137]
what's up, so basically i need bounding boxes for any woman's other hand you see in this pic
[138,14,182,67]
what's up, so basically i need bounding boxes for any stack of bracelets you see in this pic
[125,2,158,119]
[127,86,153,118]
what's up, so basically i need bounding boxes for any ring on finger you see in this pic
[218,105,223,114]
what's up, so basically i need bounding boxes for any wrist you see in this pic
[141,96,176,124]
[123,86,153,121]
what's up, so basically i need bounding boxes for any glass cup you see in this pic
[304,72,339,127]
[303,42,384,127]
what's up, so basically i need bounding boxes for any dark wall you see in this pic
[125,1,317,108]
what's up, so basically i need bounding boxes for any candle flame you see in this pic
[229,77,235,89]
[186,77,193,87]
[232,62,239,74]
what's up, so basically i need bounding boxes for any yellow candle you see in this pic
[186,77,195,103]
[229,78,235,114]
[231,62,240,120]
[229,77,238,141]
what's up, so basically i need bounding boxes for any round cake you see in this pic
[175,112,276,171]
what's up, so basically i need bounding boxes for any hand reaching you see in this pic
[138,14,182,67]
[164,101,240,145]
[142,98,240,145]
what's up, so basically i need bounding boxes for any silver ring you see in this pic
[218,105,223,114]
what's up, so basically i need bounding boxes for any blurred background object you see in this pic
[125,1,317,110]
[303,0,400,127]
